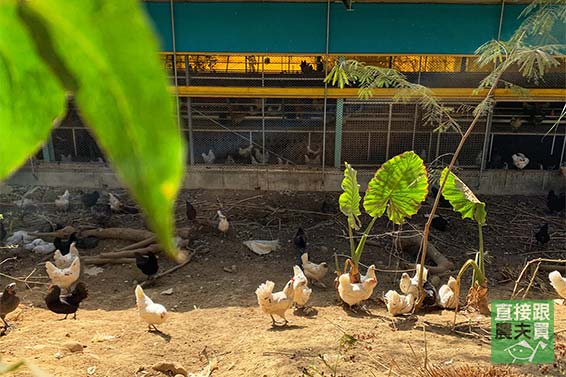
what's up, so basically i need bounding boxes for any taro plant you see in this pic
[326,0,564,309]
[438,168,490,316]
[338,151,428,282]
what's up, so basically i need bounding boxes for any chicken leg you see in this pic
[1,316,10,329]
[269,315,289,327]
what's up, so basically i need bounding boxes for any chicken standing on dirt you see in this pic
[185,200,197,222]
[217,210,229,234]
[256,279,295,326]
[54,242,79,268]
[438,276,458,309]
[535,223,550,246]
[135,252,159,281]
[300,252,328,288]
[54,233,78,256]
[81,191,100,208]
[135,285,168,332]
[292,266,312,309]
[400,264,438,307]
[45,282,88,320]
[293,227,307,267]
[0,283,20,329]
[384,290,415,316]
[337,264,377,310]
[549,271,566,302]
[46,257,81,292]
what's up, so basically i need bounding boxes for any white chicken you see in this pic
[202,149,215,164]
[400,264,428,296]
[217,210,229,233]
[239,144,253,157]
[438,276,459,309]
[135,285,168,331]
[301,252,329,287]
[255,279,295,326]
[361,265,377,283]
[45,257,80,291]
[549,271,566,301]
[108,193,122,211]
[512,153,529,169]
[54,242,80,268]
[254,148,269,164]
[292,266,312,308]
[337,265,378,308]
[55,190,70,211]
[384,290,415,316]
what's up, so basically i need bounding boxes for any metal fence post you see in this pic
[42,136,55,162]
[385,103,393,160]
[334,99,344,168]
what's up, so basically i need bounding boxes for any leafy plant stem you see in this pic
[348,225,355,259]
[415,70,504,311]
[352,216,378,267]
[452,259,484,328]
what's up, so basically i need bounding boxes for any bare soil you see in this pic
[0,187,565,377]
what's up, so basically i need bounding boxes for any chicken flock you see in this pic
[0,186,565,334]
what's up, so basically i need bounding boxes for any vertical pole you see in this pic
[367,132,371,162]
[385,103,393,160]
[42,136,55,162]
[497,0,505,41]
[481,106,494,172]
[262,98,265,164]
[411,104,419,150]
[321,0,331,177]
[72,129,78,157]
[334,98,344,168]
[169,0,182,166]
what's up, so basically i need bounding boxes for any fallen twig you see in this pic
[139,250,197,287]
[117,236,156,251]
[511,258,566,299]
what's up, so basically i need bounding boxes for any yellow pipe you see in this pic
[172,86,566,101]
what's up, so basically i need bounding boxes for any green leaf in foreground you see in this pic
[440,168,486,225]
[363,151,428,224]
[339,162,361,231]
[0,2,66,180]
[18,0,186,258]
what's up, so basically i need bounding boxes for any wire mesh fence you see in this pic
[42,98,566,176]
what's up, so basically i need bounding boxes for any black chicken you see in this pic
[45,282,88,320]
[422,280,438,308]
[430,215,448,232]
[81,191,100,208]
[75,236,99,249]
[186,200,197,221]
[293,227,307,267]
[431,187,451,209]
[135,252,159,280]
[54,232,78,255]
[535,223,550,246]
[0,283,20,328]
[0,220,6,243]
[547,190,566,214]
[93,204,112,226]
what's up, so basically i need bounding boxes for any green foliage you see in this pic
[0,359,48,376]
[339,152,428,268]
[0,0,186,258]
[439,168,486,225]
[440,168,487,285]
[339,162,362,232]
[364,151,428,225]
[0,2,67,180]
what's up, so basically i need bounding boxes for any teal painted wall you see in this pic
[143,2,551,54]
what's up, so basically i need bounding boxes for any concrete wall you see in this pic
[6,164,565,195]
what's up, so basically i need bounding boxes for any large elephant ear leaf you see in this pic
[17,0,186,259]
[339,162,361,230]
[363,151,428,224]
[440,168,486,225]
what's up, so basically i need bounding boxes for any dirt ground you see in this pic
[0,187,565,377]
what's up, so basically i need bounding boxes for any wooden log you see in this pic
[391,231,454,274]
[83,257,136,265]
[117,236,156,251]
[99,244,162,259]
[32,226,195,243]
